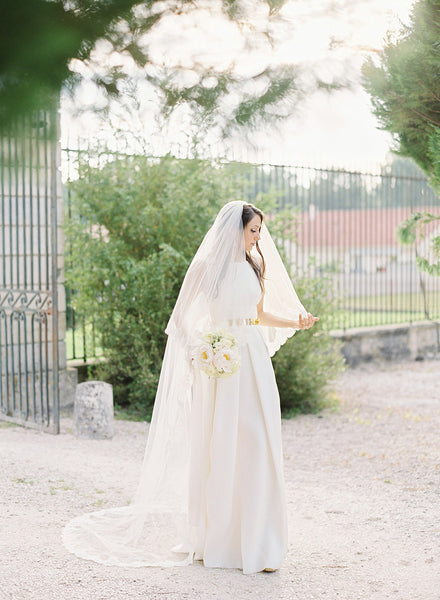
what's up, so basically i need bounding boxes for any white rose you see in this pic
[195,343,214,366]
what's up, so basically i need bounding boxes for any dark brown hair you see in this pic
[242,203,265,290]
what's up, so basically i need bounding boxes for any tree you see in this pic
[362,0,440,274]
[0,0,339,135]
[0,0,139,126]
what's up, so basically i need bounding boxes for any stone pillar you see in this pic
[74,381,114,439]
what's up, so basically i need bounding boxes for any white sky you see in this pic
[61,0,416,170]
[250,0,415,169]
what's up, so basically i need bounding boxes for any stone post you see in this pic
[74,381,114,439]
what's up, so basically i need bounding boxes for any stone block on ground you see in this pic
[74,381,114,439]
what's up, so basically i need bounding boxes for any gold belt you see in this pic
[226,318,260,326]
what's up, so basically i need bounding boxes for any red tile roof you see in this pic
[293,207,439,248]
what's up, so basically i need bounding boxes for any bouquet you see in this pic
[192,329,241,379]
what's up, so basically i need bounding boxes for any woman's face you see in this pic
[244,214,262,253]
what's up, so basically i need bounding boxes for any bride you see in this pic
[62,200,318,574]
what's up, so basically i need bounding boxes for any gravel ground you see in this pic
[0,359,439,600]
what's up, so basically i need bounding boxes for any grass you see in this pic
[330,310,439,330]
[65,322,104,362]
[114,406,152,422]
[0,421,19,429]
[343,290,439,313]
[328,291,440,330]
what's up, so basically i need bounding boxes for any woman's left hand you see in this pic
[298,313,319,330]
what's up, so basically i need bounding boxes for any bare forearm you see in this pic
[257,310,299,329]
[257,310,319,330]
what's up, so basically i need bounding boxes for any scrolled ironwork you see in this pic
[11,308,26,322]
[0,288,52,315]
[33,310,48,324]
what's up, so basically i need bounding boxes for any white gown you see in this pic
[62,261,289,575]
[188,261,288,573]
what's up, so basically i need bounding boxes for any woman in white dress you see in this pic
[62,201,318,574]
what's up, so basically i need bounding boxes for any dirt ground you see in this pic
[1,358,439,600]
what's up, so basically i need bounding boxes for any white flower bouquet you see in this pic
[192,329,241,379]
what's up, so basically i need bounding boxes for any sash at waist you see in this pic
[225,318,260,326]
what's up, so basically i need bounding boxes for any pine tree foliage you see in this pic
[0,0,333,134]
[0,0,139,126]
[362,0,440,274]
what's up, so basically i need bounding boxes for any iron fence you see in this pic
[237,160,440,330]
[62,148,440,362]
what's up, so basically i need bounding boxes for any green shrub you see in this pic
[65,155,344,418]
[254,198,345,415]
[65,155,232,417]
[273,273,345,416]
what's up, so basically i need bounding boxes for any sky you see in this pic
[61,0,416,172]
[252,0,415,169]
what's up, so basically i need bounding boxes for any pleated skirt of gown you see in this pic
[187,325,288,574]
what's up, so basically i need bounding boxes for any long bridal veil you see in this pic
[62,201,307,567]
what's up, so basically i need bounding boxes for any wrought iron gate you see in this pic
[0,111,61,433]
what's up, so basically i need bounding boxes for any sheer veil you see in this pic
[62,201,307,567]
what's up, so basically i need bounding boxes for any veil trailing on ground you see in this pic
[62,201,307,567]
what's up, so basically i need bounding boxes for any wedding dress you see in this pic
[62,201,306,574]
[188,261,288,573]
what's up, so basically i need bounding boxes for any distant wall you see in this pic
[332,321,440,367]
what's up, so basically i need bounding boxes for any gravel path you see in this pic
[1,359,439,600]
